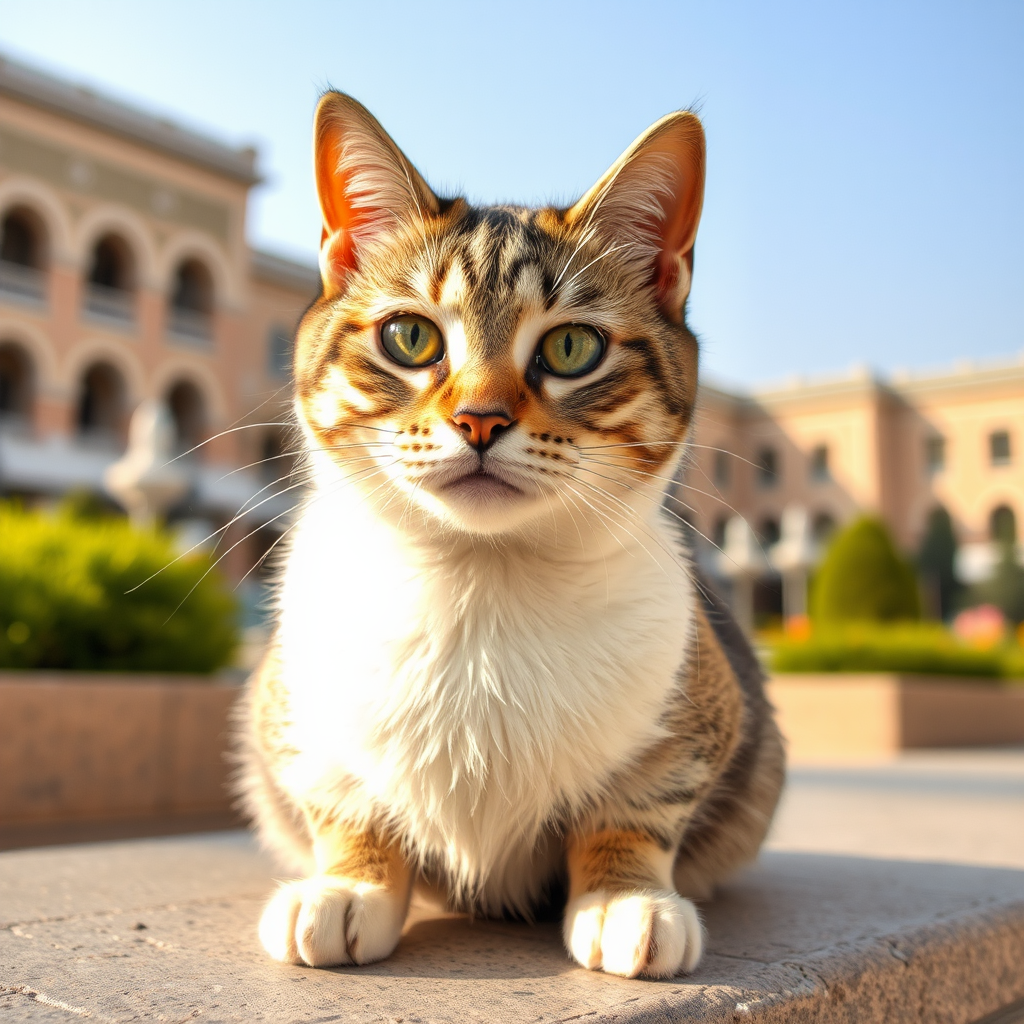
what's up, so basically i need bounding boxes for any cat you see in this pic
[236,91,785,980]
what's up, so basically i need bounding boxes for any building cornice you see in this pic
[250,249,320,295]
[0,52,260,185]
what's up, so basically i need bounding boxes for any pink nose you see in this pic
[452,410,514,451]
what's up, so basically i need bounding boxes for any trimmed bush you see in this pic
[811,517,920,623]
[770,622,1024,678]
[0,502,237,672]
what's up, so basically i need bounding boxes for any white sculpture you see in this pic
[717,516,769,634]
[770,505,818,620]
[104,400,190,525]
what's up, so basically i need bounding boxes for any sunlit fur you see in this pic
[237,94,784,980]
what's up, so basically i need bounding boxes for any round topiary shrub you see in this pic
[0,502,238,672]
[811,516,920,624]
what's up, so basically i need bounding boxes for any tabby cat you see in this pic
[237,92,784,979]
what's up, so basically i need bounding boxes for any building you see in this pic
[2,52,1021,609]
[683,361,1024,622]
[0,53,319,578]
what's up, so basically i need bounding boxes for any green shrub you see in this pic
[811,517,920,623]
[0,502,237,672]
[770,622,1024,678]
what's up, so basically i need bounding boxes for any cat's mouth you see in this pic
[440,468,525,500]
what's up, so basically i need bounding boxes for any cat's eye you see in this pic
[537,324,605,378]
[380,315,445,367]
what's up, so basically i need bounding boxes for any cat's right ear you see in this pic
[313,92,439,298]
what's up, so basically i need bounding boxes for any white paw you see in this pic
[563,888,703,978]
[258,875,407,967]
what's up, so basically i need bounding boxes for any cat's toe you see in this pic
[259,876,405,968]
[564,889,703,978]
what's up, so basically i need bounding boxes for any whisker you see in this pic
[161,459,398,624]
[165,422,293,465]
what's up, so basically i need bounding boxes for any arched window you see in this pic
[84,234,135,323]
[712,515,729,551]
[757,446,779,489]
[259,427,296,484]
[0,342,34,426]
[169,259,214,343]
[166,379,207,454]
[77,362,126,440]
[0,206,48,302]
[758,517,781,547]
[268,325,293,378]
[812,511,837,544]
[990,505,1017,546]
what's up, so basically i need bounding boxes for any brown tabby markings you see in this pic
[294,199,697,484]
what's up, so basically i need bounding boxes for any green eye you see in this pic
[381,315,445,367]
[538,324,605,378]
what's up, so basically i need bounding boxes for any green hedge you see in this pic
[771,622,1024,679]
[811,517,920,623]
[0,502,237,672]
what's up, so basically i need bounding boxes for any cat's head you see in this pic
[294,93,704,539]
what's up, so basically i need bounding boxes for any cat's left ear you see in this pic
[313,92,440,297]
[567,112,705,321]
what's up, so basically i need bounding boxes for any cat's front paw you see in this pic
[259,875,406,967]
[563,888,703,978]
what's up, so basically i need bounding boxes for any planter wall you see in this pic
[4,673,1024,830]
[767,673,1024,760]
[0,672,240,827]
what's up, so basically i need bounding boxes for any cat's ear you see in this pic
[313,92,440,297]
[567,112,705,320]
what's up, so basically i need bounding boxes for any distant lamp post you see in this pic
[717,516,769,635]
[770,505,817,622]
[105,400,190,526]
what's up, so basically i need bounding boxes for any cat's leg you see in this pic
[259,822,412,967]
[563,827,703,979]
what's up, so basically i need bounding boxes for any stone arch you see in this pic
[76,360,128,440]
[76,205,158,288]
[165,377,208,454]
[0,318,58,386]
[151,357,227,426]
[62,335,145,399]
[159,231,236,307]
[1,204,49,270]
[0,178,74,263]
[0,339,36,425]
[990,504,1017,545]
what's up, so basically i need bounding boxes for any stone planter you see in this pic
[767,673,1024,760]
[0,672,240,830]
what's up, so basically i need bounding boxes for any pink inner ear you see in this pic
[320,227,357,289]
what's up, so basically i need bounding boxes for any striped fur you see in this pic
[237,93,784,979]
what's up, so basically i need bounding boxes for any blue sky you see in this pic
[0,0,1021,389]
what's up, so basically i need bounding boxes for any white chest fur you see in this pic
[276,483,694,906]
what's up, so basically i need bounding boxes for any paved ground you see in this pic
[768,746,1024,869]
[1,747,1023,1022]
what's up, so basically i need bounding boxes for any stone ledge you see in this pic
[1,834,1022,1022]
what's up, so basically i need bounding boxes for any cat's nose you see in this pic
[452,409,515,451]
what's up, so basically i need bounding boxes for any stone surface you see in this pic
[1,832,1023,1023]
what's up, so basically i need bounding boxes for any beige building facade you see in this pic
[684,360,1024,615]
[0,53,318,574]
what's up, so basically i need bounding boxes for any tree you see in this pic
[811,516,920,624]
[917,505,960,620]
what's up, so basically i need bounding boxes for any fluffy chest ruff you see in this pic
[274,485,695,913]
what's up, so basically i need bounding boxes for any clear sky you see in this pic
[0,0,1021,389]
